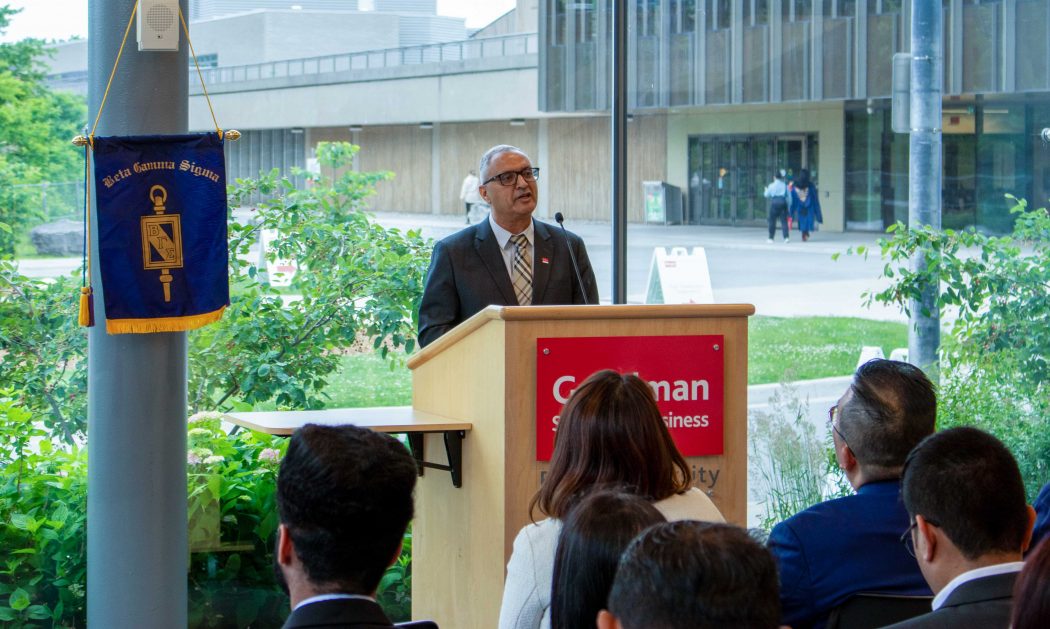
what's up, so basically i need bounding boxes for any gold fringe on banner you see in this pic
[105,306,226,335]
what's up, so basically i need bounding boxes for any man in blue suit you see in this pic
[1029,481,1050,553]
[768,359,937,629]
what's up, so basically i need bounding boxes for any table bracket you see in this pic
[407,430,465,488]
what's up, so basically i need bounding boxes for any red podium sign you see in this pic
[535,335,725,461]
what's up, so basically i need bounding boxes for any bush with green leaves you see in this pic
[190,141,431,413]
[0,259,87,443]
[861,197,1050,498]
[0,393,87,627]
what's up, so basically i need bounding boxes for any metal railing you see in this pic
[194,32,538,86]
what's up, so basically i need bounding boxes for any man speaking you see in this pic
[417,145,599,347]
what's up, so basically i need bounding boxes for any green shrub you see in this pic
[0,394,87,627]
[865,197,1050,499]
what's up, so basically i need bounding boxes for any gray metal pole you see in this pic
[908,1,942,376]
[611,0,627,303]
[87,1,189,627]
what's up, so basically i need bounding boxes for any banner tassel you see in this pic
[78,286,95,327]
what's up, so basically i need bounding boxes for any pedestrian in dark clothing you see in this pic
[763,170,790,243]
[790,169,823,242]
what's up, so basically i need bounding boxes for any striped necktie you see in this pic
[510,233,532,306]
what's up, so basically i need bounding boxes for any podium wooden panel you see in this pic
[407,304,753,628]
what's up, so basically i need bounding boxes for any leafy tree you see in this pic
[0,259,87,442]
[189,141,430,413]
[0,5,87,255]
[859,197,1050,497]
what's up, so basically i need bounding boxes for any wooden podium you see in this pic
[406,303,753,628]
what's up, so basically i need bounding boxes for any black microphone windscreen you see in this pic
[554,212,565,224]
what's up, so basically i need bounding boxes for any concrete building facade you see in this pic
[48,1,1050,233]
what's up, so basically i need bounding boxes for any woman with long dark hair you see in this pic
[789,168,823,242]
[497,370,724,629]
[549,489,664,629]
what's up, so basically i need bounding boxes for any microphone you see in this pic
[554,212,589,305]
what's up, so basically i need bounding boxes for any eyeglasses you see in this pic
[828,405,850,449]
[901,518,939,558]
[482,167,540,186]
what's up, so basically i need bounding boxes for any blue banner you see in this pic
[93,133,229,334]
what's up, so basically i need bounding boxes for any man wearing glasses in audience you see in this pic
[768,359,936,629]
[417,144,599,347]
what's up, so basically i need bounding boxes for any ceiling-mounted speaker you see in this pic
[138,0,180,52]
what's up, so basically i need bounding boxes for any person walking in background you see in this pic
[459,169,482,224]
[790,169,823,242]
[763,170,790,244]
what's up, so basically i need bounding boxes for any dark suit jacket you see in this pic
[417,218,599,347]
[882,571,1018,629]
[281,597,394,629]
[768,480,932,629]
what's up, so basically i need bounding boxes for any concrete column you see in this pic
[86,1,189,627]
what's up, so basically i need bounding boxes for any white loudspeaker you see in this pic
[137,0,180,52]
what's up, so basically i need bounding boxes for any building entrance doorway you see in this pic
[687,134,818,225]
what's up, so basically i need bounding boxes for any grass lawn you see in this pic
[748,316,908,384]
[320,316,908,408]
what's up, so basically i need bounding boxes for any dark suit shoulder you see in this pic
[281,598,394,629]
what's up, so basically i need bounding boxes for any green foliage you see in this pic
[189,142,431,413]
[749,383,850,531]
[376,526,413,622]
[0,393,87,627]
[0,6,87,255]
[866,197,1050,498]
[185,411,289,628]
[0,260,87,443]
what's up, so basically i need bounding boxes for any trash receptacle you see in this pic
[643,181,684,225]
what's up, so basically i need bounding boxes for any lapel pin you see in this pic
[541,257,550,264]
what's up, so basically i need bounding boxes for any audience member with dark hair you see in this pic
[275,424,418,629]
[549,489,665,629]
[768,358,936,628]
[1011,538,1050,629]
[598,521,782,629]
[884,427,1036,628]
[1030,481,1050,553]
[498,370,724,629]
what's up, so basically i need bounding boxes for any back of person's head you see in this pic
[774,170,784,180]
[532,369,691,519]
[277,423,417,594]
[838,358,936,474]
[1012,538,1050,629]
[902,426,1029,560]
[605,522,780,629]
[795,168,812,189]
[551,488,665,629]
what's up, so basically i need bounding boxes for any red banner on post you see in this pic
[535,335,725,461]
